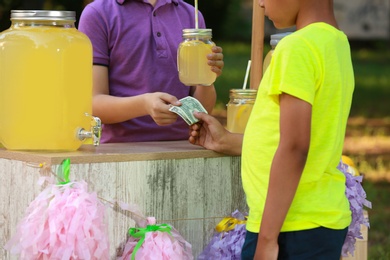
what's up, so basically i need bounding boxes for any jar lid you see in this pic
[270,32,292,46]
[10,10,76,21]
[229,89,257,98]
[182,28,212,37]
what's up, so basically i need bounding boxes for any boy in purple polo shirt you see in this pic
[78,0,224,143]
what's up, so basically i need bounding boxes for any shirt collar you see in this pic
[116,0,179,5]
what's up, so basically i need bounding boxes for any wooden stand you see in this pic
[341,211,369,260]
[0,142,246,259]
[250,0,265,90]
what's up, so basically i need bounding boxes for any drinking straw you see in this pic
[195,0,199,29]
[242,60,252,89]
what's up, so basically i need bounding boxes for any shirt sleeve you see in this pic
[267,35,320,105]
[78,5,110,66]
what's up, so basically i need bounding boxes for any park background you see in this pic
[1,0,389,258]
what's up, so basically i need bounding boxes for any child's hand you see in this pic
[189,112,226,151]
[207,46,224,77]
[189,111,243,155]
[145,92,181,126]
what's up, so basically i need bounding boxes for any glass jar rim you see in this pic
[10,10,76,21]
[229,89,257,94]
[270,32,293,46]
[229,89,257,99]
[182,28,212,37]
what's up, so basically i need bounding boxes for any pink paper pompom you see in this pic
[5,180,110,259]
[118,217,193,260]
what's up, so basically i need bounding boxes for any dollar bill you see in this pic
[179,96,208,123]
[169,105,192,125]
[169,96,208,125]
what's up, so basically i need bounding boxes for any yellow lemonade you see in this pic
[178,40,216,86]
[226,103,254,134]
[0,26,92,150]
[226,89,257,134]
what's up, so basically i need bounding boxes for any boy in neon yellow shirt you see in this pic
[188,0,354,259]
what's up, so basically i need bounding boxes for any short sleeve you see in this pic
[78,5,110,66]
[267,36,320,105]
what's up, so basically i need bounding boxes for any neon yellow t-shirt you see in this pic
[242,23,353,233]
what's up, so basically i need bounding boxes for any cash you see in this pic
[169,96,208,125]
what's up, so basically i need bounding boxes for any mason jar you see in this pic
[226,89,257,134]
[263,32,292,74]
[177,28,216,86]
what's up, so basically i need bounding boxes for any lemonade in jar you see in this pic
[0,10,100,151]
[226,89,257,134]
[177,29,216,86]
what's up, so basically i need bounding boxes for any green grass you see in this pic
[363,181,390,259]
[350,47,390,118]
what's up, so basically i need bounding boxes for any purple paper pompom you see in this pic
[338,161,372,257]
[198,210,247,260]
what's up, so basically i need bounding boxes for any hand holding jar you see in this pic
[177,28,219,86]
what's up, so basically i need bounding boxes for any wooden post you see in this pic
[250,0,265,90]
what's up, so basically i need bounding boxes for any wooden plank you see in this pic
[340,211,368,260]
[0,141,226,165]
[250,0,265,90]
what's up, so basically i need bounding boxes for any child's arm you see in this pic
[91,65,181,126]
[191,84,217,114]
[255,93,312,260]
[189,112,243,156]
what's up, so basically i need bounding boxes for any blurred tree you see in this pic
[184,0,251,41]
[1,0,252,41]
[221,0,252,41]
[0,0,91,31]
[0,0,44,31]
[184,0,231,40]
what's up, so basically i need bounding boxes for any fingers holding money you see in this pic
[169,96,208,125]
[146,92,181,126]
[170,106,192,125]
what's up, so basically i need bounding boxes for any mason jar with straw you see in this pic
[177,0,216,86]
[226,60,257,134]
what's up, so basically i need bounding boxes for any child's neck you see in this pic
[149,0,157,7]
[296,3,338,30]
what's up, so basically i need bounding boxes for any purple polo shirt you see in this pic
[78,0,206,143]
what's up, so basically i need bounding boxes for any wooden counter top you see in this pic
[0,141,226,165]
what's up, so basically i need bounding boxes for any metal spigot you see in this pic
[77,114,102,146]
[91,116,102,145]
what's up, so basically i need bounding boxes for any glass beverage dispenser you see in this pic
[0,10,101,151]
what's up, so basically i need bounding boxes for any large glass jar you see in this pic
[0,10,101,151]
[177,28,216,86]
[263,32,292,74]
[226,89,257,134]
